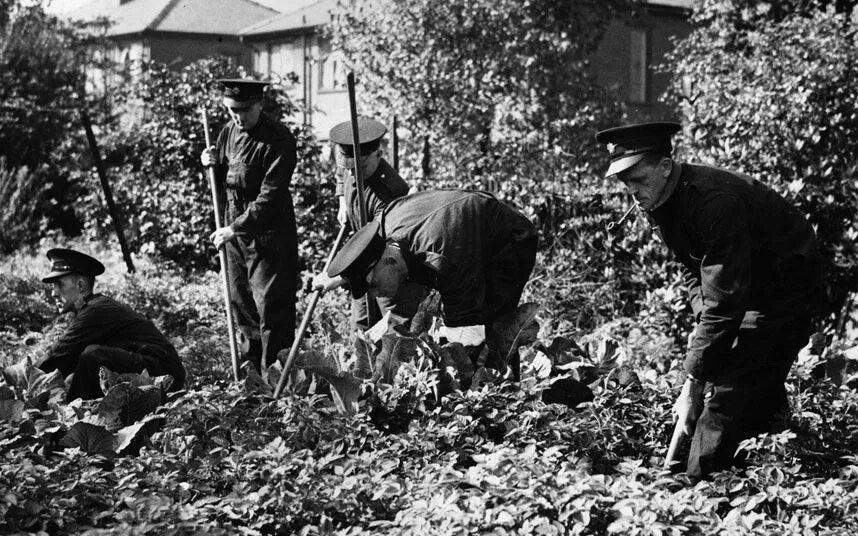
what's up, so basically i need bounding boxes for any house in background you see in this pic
[238,0,344,140]
[592,0,693,118]
[239,0,693,138]
[69,0,278,91]
[69,0,693,137]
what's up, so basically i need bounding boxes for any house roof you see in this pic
[69,0,280,37]
[648,0,693,8]
[239,0,336,37]
[238,0,690,39]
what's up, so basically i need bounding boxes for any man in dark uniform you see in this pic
[37,249,186,401]
[200,78,298,370]
[312,189,538,375]
[328,117,425,330]
[596,122,823,478]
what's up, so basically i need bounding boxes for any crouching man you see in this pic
[312,188,538,379]
[37,248,186,401]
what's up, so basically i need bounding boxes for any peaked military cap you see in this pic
[329,118,387,154]
[327,220,385,299]
[595,122,681,177]
[42,248,105,283]
[218,78,268,106]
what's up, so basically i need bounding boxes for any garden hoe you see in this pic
[273,224,348,398]
[200,108,241,382]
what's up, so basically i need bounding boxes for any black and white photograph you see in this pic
[1,0,857,533]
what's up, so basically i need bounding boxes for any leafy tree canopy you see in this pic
[330,0,631,183]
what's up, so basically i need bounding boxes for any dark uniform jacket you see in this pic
[38,294,180,376]
[380,189,538,327]
[337,159,409,230]
[214,114,297,235]
[648,163,822,381]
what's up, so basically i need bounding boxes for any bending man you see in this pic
[313,188,538,378]
[596,121,822,478]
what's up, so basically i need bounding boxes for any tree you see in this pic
[0,0,108,250]
[665,0,858,316]
[329,0,629,188]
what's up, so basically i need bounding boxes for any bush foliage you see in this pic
[2,245,858,534]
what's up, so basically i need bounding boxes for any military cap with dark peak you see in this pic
[329,118,387,153]
[218,78,269,106]
[327,220,385,298]
[595,121,681,177]
[42,248,105,283]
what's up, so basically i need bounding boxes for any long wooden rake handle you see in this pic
[201,108,240,382]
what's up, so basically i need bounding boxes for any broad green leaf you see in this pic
[2,357,32,390]
[298,350,362,414]
[535,336,589,367]
[541,377,594,408]
[365,310,392,343]
[97,383,162,429]
[243,364,273,395]
[485,302,540,372]
[325,373,362,415]
[351,331,375,380]
[262,360,282,389]
[27,369,66,409]
[0,399,25,423]
[114,414,165,455]
[59,422,115,455]
[99,367,154,394]
[374,333,418,384]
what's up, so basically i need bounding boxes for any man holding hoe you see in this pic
[328,117,425,331]
[312,188,539,380]
[200,78,299,371]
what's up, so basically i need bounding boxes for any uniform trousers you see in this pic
[68,344,186,401]
[226,231,297,369]
[687,311,811,478]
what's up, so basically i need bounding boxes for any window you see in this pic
[318,39,345,91]
[628,28,650,103]
[253,48,270,74]
[269,40,301,86]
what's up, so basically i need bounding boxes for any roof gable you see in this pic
[239,0,336,37]
[70,0,280,37]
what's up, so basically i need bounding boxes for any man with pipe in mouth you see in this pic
[311,188,538,379]
[328,118,426,331]
[200,78,298,370]
[37,249,186,401]
[595,121,823,478]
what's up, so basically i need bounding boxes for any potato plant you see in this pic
[1,244,857,535]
